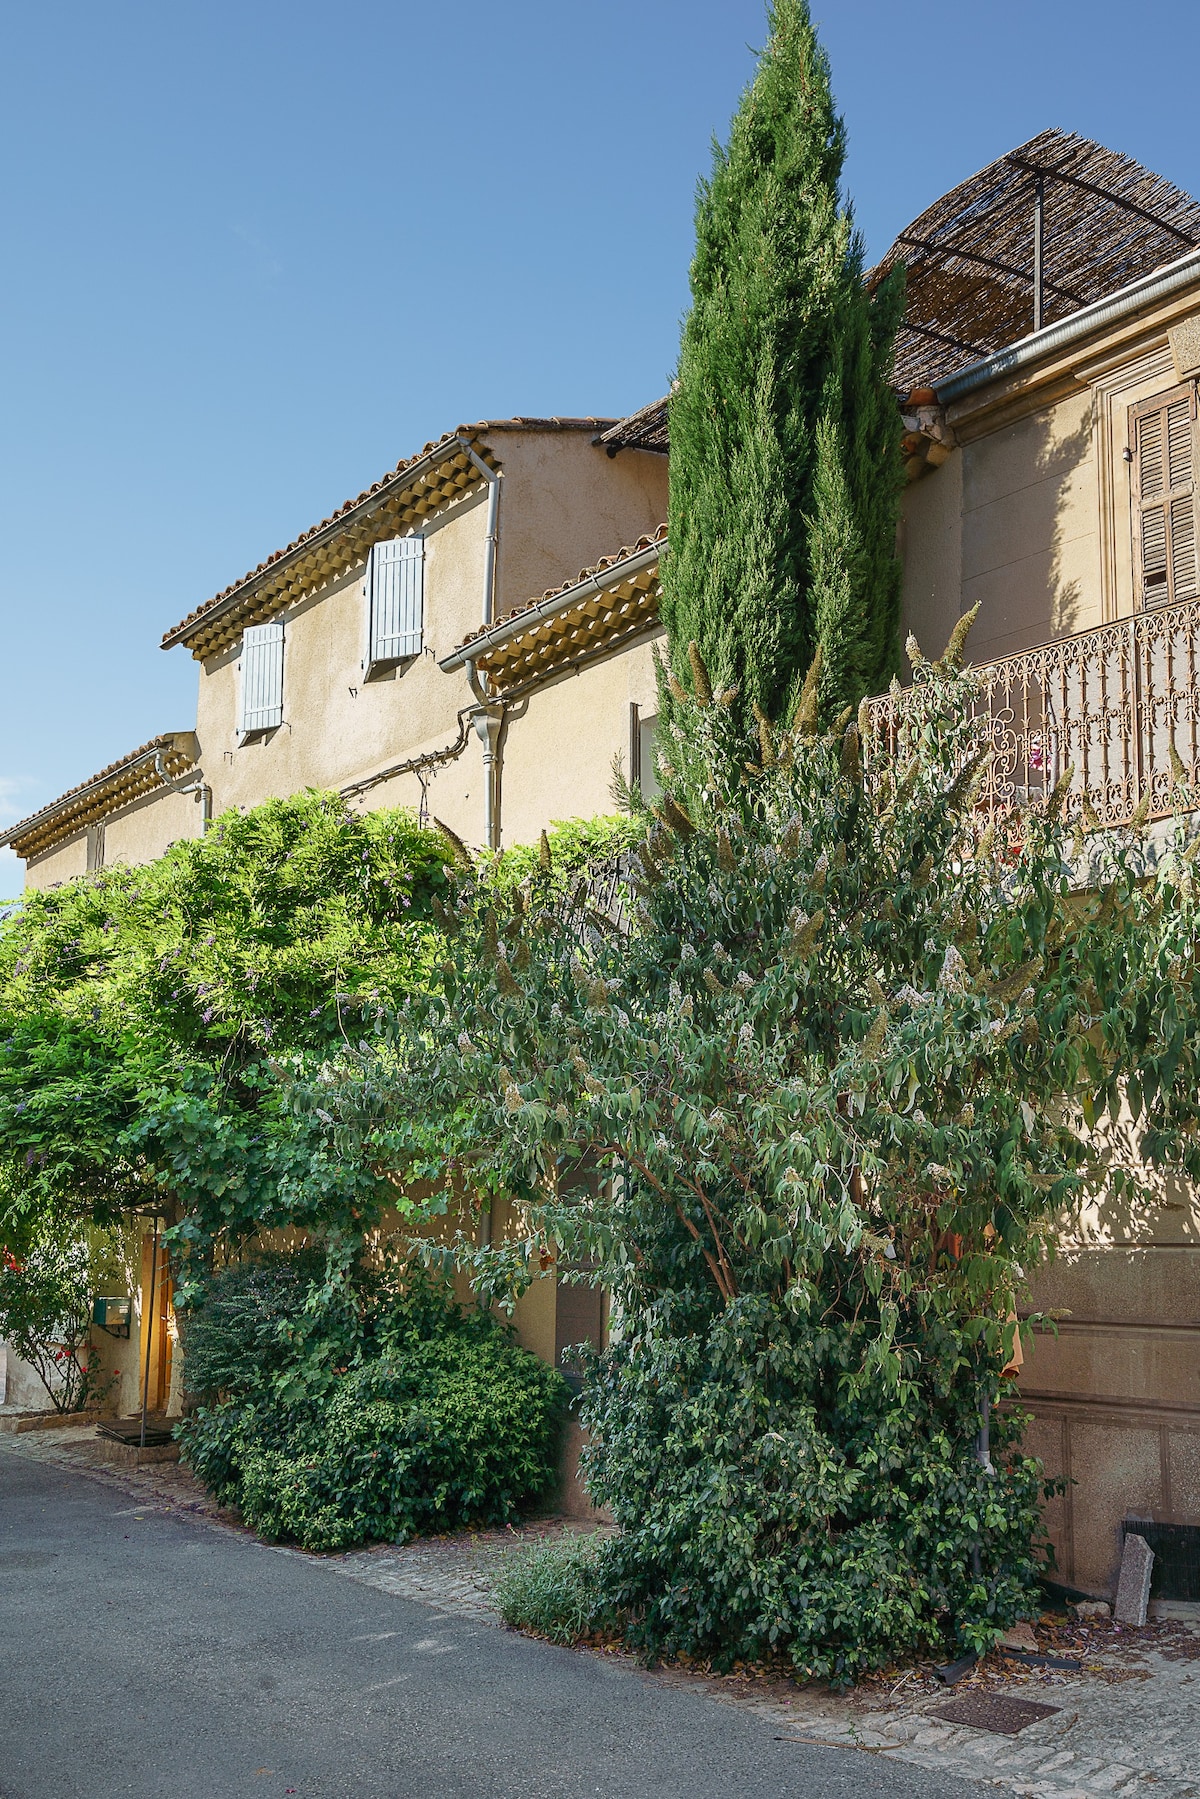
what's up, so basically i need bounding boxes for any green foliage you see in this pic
[0,1224,110,1413]
[174,1248,326,1399]
[661,0,906,725]
[0,791,450,1260]
[334,630,1200,1677]
[580,1301,1046,1681]
[492,1531,607,1644]
[178,1258,568,1552]
[488,816,641,888]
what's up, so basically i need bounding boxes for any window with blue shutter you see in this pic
[367,535,424,669]
[238,620,285,735]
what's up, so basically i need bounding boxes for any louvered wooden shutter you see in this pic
[238,620,285,733]
[368,536,424,665]
[1132,383,1198,608]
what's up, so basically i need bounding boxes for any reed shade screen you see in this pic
[868,129,1200,395]
[1133,383,1199,609]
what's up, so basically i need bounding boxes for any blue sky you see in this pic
[3,0,1199,892]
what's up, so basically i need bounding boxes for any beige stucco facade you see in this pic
[897,280,1200,1596]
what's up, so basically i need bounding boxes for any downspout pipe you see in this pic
[456,437,501,628]
[937,244,1200,407]
[153,752,212,833]
[454,437,506,850]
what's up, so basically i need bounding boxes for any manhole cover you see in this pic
[929,1694,1061,1736]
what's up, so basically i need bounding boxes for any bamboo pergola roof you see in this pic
[871,128,1200,395]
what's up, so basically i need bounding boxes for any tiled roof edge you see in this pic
[440,524,667,670]
[0,732,199,854]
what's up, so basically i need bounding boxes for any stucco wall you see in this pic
[24,833,89,890]
[490,433,667,615]
[495,632,663,850]
[193,430,668,851]
[902,388,1101,669]
[198,486,491,822]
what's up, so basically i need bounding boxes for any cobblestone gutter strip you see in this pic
[5,1426,1198,1799]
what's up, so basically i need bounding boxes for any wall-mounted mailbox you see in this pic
[92,1296,132,1339]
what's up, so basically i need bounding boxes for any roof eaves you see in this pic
[160,430,490,655]
[1,732,200,858]
[440,526,666,673]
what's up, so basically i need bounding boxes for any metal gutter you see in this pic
[0,735,199,851]
[438,537,664,673]
[936,246,1200,405]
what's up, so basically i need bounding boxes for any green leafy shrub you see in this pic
[177,1258,569,1551]
[174,1249,325,1399]
[0,1225,111,1413]
[492,1531,606,1643]
[579,1300,1047,1682]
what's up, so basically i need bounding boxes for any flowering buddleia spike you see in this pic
[857,698,871,739]
[588,978,609,1011]
[987,956,1043,1003]
[905,631,926,671]
[513,937,531,972]
[913,853,933,887]
[433,816,475,872]
[495,954,520,998]
[862,1005,888,1059]
[656,795,695,838]
[539,830,553,872]
[1044,763,1075,820]
[812,853,828,894]
[780,817,802,856]
[832,840,847,870]
[753,703,775,768]
[790,908,825,958]
[793,647,823,737]
[1130,788,1152,830]
[1081,794,1101,833]
[481,909,499,961]
[834,705,853,733]
[668,674,688,705]
[977,819,997,858]
[637,840,662,884]
[939,603,980,671]
[898,757,924,808]
[1170,737,1190,783]
[867,973,887,1006]
[716,828,736,874]
[687,641,712,707]
[703,967,724,994]
[840,722,862,784]
[716,684,740,709]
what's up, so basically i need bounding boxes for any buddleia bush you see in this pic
[338,617,1200,1679]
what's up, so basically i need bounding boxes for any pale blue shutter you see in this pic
[368,536,424,665]
[239,621,285,733]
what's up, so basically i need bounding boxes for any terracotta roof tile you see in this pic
[0,733,199,858]
[455,522,667,654]
[596,397,670,455]
[161,417,618,654]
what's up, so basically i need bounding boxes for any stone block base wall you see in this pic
[1021,1245,1200,1597]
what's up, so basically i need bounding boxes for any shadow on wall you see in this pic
[960,393,1096,666]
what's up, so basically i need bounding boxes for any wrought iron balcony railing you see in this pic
[867,595,1200,828]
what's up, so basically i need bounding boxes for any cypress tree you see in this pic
[660,0,906,725]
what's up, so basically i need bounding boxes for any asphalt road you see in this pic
[0,1452,991,1799]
